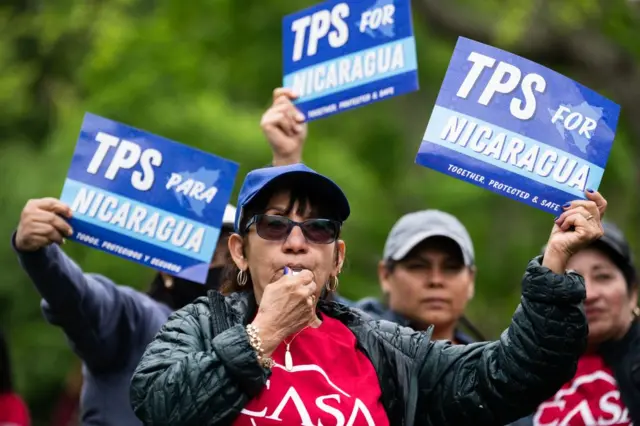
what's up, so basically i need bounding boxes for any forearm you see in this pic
[486,257,587,419]
[249,316,285,357]
[13,232,89,315]
[272,152,302,166]
[600,320,640,423]
[541,245,571,274]
[13,232,135,368]
[422,256,588,425]
[131,313,269,426]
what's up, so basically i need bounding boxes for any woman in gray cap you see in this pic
[355,209,484,344]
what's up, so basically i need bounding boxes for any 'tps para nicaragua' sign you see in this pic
[415,37,620,214]
[282,0,419,121]
[60,113,239,284]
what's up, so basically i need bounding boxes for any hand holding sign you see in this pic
[262,88,307,165]
[282,0,419,121]
[551,189,606,246]
[59,113,238,284]
[15,198,73,251]
[542,190,606,273]
[416,37,620,215]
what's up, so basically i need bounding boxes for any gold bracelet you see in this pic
[245,324,274,369]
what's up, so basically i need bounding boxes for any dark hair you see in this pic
[540,222,637,291]
[592,240,637,291]
[0,329,13,393]
[147,226,233,309]
[221,175,343,295]
[147,273,180,308]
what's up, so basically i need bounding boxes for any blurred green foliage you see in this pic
[0,0,638,423]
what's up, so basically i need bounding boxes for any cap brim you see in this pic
[390,230,473,265]
[541,235,626,260]
[591,236,629,266]
[242,170,349,223]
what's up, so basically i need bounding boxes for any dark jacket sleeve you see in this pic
[13,234,146,371]
[415,256,588,426]
[129,299,269,426]
[600,319,640,424]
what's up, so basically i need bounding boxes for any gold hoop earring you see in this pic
[237,270,248,287]
[633,306,640,318]
[326,276,339,292]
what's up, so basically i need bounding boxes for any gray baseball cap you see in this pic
[383,210,475,266]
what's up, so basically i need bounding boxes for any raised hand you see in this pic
[543,190,607,273]
[261,88,308,166]
[250,269,318,356]
[15,198,73,251]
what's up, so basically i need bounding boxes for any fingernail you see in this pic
[296,112,305,121]
[283,266,289,275]
[68,229,74,236]
[587,188,594,193]
[563,202,571,208]
[294,125,304,133]
[61,238,66,245]
[554,216,560,222]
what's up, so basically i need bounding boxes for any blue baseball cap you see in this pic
[234,163,350,232]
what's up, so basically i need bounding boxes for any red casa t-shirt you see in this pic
[533,353,631,425]
[0,392,31,426]
[234,315,390,426]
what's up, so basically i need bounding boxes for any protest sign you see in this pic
[282,0,419,121]
[60,113,239,284]
[415,37,620,215]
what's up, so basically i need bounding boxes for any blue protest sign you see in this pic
[282,0,419,121]
[415,37,620,214]
[60,113,239,284]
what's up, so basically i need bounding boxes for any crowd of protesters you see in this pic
[2,88,637,426]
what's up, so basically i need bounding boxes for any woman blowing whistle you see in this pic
[130,162,607,426]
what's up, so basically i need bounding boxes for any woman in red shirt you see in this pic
[0,329,31,426]
[130,161,609,426]
[528,222,639,425]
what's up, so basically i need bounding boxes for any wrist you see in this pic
[12,232,37,253]
[13,231,26,251]
[542,245,571,274]
[246,323,275,369]
[272,152,302,166]
[248,317,282,358]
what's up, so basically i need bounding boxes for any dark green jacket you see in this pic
[130,256,588,426]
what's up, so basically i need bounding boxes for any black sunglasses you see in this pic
[244,214,341,244]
